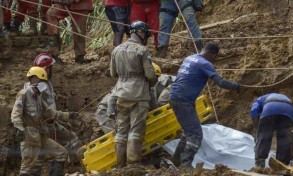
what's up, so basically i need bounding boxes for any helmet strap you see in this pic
[134,32,148,46]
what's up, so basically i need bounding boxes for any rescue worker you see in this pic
[110,20,157,168]
[12,0,39,35]
[158,0,203,57]
[95,87,118,134]
[3,0,13,32]
[130,0,160,48]
[150,62,174,109]
[26,53,82,174]
[169,43,240,167]
[0,5,4,43]
[104,0,130,46]
[11,66,78,175]
[250,93,293,168]
[46,0,94,64]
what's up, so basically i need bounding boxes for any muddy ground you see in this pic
[1,0,293,175]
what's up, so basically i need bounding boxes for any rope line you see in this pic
[5,0,293,41]
[240,72,293,88]
[0,4,94,40]
[1,2,292,89]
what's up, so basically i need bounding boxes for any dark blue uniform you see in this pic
[251,93,293,166]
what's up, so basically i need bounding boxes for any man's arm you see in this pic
[110,51,118,78]
[211,74,239,90]
[142,51,157,86]
[11,91,25,131]
[250,99,262,119]
[42,100,70,121]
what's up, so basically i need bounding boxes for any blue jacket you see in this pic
[250,93,293,121]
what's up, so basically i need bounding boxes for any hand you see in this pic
[16,130,25,142]
[69,112,79,119]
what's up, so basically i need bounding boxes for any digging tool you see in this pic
[268,157,293,175]
[64,6,81,34]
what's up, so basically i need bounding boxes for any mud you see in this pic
[1,0,293,175]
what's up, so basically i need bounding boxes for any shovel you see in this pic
[268,157,293,175]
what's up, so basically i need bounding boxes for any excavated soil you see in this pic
[1,0,293,175]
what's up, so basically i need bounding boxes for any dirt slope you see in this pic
[1,0,293,175]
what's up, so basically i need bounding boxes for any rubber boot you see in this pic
[39,34,62,63]
[0,29,5,44]
[3,22,11,32]
[171,136,187,167]
[23,19,38,36]
[157,46,168,58]
[113,31,124,46]
[253,159,265,173]
[180,146,197,168]
[40,17,48,35]
[48,160,65,176]
[115,142,127,168]
[10,19,21,35]
[74,55,85,64]
[127,139,143,164]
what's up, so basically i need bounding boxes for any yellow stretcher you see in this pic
[79,95,213,172]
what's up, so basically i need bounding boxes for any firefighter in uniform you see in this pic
[11,66,78,175]
[110,20,157,168]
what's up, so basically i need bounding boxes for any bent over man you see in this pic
[110,20,157,168]
[169,43,240,167]
[251,93,293,168]
[11,66,78,175]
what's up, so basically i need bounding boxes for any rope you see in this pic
[0,4,94,40]
[8,0,293,41]
[174,0,219,123]
[240,72,293,88]
[78,86,114,113]
[173,0,198,53]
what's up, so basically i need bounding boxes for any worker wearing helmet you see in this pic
[110,20,157,168]
[11,66,78,175]
[26,53,82,174]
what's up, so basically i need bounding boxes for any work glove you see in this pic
[69,112,79,119]
[51,0,76,5]
[16,130,25,142]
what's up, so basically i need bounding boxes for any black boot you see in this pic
[11,19,21,35]
[171,136,187,167]
[74,55,85,64]
[0,29,5,44]
[157,46,168,58]
[3,22,11,32]
[49,160,65,176]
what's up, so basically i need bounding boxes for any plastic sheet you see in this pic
[163,124,261,170]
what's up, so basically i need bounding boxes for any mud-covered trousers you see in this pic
[29,122,82,175]
[47,4,89,57]
[255,115,293,165]
[158,0,202,49]
[19,126,68,175]
[115,98,149,162]
[170,99,202,163]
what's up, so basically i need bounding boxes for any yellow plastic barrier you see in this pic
[80,95,213,172]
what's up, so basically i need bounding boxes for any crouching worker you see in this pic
[250,93,293,169]
[11,66,79,176]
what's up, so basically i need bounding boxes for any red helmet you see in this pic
[34,53,56,69]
